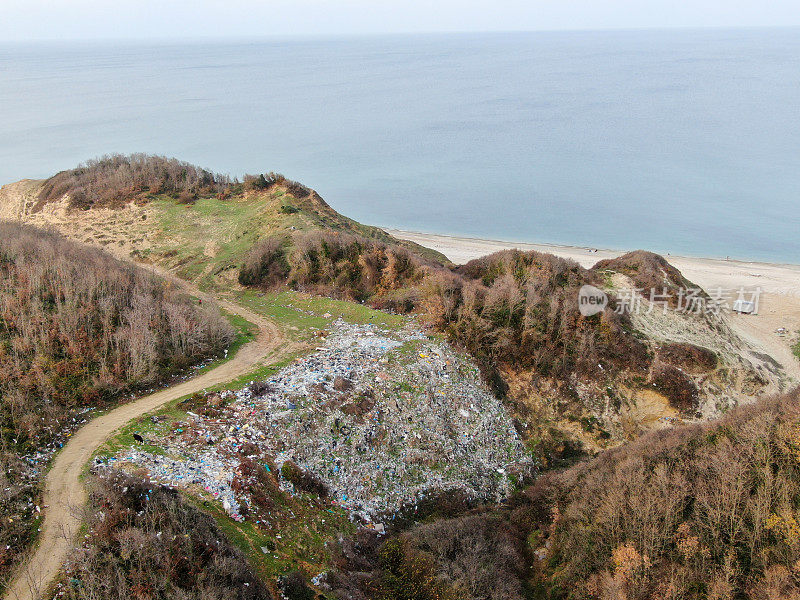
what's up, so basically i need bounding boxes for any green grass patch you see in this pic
[235,288,405,337]
[190,492,355,583]
[142,188,447,292]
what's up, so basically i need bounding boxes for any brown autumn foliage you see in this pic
[240,231,427,306]
[0,222,234,449]
[532,386,800,600]
[36,153,317,215]
[240,235,649,394]
[37,154,235,210]
[329,387,800,600]
[280,459,329,498]
[238,237,291,288]
[446,249,649,380]
[649,363,700,412]
[329,497,537,600]
[0,454,35,583]
[58,472,273,600]
[0,222,234,586]
[657,342,718,374]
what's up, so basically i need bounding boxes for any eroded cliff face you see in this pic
[500,268,786,464]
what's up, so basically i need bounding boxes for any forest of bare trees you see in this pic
[0,222,234,586]
[532,386,800,599]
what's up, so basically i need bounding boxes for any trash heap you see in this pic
[112,320,534,525]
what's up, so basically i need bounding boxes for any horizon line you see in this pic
[2,24,799,45]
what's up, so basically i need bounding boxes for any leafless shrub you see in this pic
[593,250,701,306]
[239,236,650,389]
[657,342,718,374]
[0,223,235,584]
[60,472,273,599]
[535,387,800,600]
[238,237,290,288]
[650,363,700,412]
[37,154,234,210]
[280,460,329,498]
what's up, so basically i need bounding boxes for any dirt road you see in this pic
[5,276,288,600]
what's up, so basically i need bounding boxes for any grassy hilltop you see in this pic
[0,154,446,290]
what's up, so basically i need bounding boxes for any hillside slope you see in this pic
[235,232,786,460]
[0,155,447,291]
[0,222,236,591]
[0,157,787,458]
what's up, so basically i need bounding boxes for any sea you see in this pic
[1,28,799,263]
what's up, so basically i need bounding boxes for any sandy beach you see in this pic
[388,228,800,382]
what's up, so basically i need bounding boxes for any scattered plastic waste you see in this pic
[101,320,534,524]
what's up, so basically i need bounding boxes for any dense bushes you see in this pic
[238,237,291,288]
[280,459,329,498]
[329,388,800,599]
[35,154,317,213]
[0,222,235,449]
[240,231,427,305]
[37,154,234,209]
[593,250,699,305]
[445,250,648,380]
[0,223,235,587]
[288,232,426,304]
[0,454,37,581]
[240,235,648,385]
[533,387,800,600]
[59,473,272,600]
[329,505,535,600]
[657,342,718,374]
[243,171,284,191]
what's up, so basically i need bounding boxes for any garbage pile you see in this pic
[110,320,534,524]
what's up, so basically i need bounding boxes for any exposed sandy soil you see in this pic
[4,271,290,600]
[388,229,800,384]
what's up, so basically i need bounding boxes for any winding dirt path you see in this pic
[5,274,288,600]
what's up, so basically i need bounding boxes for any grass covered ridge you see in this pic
[26,154,447,291]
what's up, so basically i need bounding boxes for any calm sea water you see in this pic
[1,29,799,263]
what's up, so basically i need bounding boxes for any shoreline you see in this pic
[386,228,800,297]
[388,228,800,383]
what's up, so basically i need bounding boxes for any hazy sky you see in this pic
[1,0,799,41]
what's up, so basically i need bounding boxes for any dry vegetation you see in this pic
[8,156,787,599]
[58,472,273,600]
[447,249,648,381]
[593,250,700,305]
[328,387,800,600]
[328,493,537,600]
[0,222,234,448]
[35,154,315,213]
[37,154,235,210]
[238,233,651,408]
[0,222,234,585]
[239,232,427,307]
[533,386,800,600]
